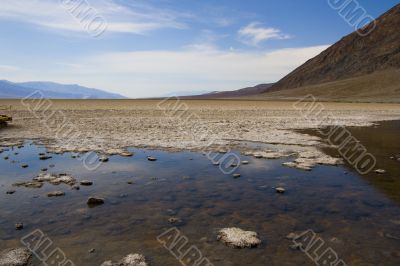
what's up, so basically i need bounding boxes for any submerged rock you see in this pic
[6,190,16,195]
[15,223,24,230]
[276,187,286,194]
[13,181,43,189]
[101,253,148,266]
[33,173,76,186]
[21,164,29,168]
[87,197,105,206]
[47,191,65,197]
[0,248,32,266]
[375,169,386,174]
[242,160,249,165]
[217,227,261,248]
[233,173,241,178]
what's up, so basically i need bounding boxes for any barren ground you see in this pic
[1,99,400,169]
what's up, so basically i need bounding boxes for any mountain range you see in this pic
[0,80,126,99]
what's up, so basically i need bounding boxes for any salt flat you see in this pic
[1,99,400,159]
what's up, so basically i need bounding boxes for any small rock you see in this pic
[217,227,261,248]
[219,150,227,154]
[101,253,148,266]
[127,181,134,185]
[89,248,95,254]
[212,162,220,166]
[49,164,55,168]
[6,190,16,195]
[242,161,249,165]
[120,151,134,157]
[99,156,109,162]
[87,197,105,206]
[233,173,241,178]
[41,168,48,172]
[230,163,238,167]
[80,180,93,186]
[168,217,181,224]
[47,191,65,197]
[15,223,24,230]
[375,169,386,174]
[71,185,80,190]
[276,187,286,194]
[21,164,29,168]
[286,232,299,240]
[390,156,395,160]
[39,155,52,160]
[0,248,32,265]
[147,156,157,161]
[3,156,9,160]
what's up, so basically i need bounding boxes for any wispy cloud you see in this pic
[238,22,291,47]
[50,45,329,97]
[0,0,187,35]
[0,64,20,71]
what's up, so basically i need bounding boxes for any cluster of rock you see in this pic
[13,173,76,189]
[244,148,342,171]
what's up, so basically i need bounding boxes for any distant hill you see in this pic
[186,83,274,99]
[0,80,126,99]
[261,4,400,101]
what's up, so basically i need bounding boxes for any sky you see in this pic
[0,0,398,98]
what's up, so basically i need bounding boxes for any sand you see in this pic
[1,99,400,169]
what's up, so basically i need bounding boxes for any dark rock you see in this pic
[80,180,93,186]
[87,197,105,206]
[15,223,24,230]
[147,156,157,161]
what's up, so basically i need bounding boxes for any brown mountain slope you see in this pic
[254,69,400,103]
[265,4,400,94]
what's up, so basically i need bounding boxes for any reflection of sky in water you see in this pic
[0,141,400,266]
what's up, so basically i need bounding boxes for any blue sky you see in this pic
[0,0,397,98]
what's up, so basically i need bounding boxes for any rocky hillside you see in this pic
[267,4,400,93]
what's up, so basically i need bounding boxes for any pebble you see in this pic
[41,168,48,172]
[233,173,241,178]
[89,248,95,254]
[47,191,65,197]
[168,217,181,224]
[6,190,16,195]
[147,156,157,161]
[21,164,29,168]
[80,180,93,186]
[276,187,286,193]
[375,169,386,174]
[99,156,109,162]
[15,223,24,230]
[120,151,134,157]
[242,161,249,165]
[39,155,52,160]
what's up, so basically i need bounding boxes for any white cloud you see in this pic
[0,0,187,35]
[44,44,328,98]
[238,22,291,47]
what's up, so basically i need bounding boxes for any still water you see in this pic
[1,122,400,265]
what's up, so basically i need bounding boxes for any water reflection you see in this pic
[0,137,399,265]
